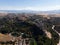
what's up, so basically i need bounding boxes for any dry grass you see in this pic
[0,33,13,42]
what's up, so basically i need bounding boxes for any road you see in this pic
[52,25,60,45]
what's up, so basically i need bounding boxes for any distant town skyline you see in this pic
[0,0,60,11]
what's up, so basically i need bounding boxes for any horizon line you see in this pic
[0,9,60,11]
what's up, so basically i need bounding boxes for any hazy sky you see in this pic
[0,0,60,11]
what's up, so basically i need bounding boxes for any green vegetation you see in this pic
[30,38,37,45]
[0,15,59,45]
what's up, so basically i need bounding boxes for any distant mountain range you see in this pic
[0,10,37,13]
[0,10,60,14]
[42,10,60,14]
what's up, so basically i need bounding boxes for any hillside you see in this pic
[0,13,59,45]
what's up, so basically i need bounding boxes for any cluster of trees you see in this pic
[0,15,59,45]
[43,19,59,45]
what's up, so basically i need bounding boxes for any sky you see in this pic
[0,0,60,11]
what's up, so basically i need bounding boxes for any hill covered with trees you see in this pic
[0,13,59,45]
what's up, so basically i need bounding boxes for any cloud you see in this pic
[0,5,60,11]
[44,5,60,11]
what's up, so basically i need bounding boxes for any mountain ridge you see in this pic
[0,10,60,14]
